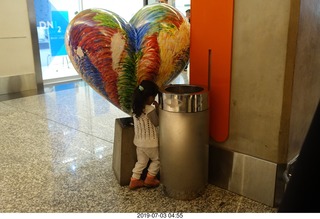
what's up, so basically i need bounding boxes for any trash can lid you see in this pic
[159,84,209,113]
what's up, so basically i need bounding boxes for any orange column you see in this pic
[190,0,234,142]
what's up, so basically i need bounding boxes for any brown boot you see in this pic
[129,178,144,190]
[144,173,160,188]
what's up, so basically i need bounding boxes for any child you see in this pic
[129,80,160,190]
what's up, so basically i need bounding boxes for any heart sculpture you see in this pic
[65,4,190,114]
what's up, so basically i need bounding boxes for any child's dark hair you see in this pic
[132,80,159,118]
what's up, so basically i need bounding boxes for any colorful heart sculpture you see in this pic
[65,4,190,114]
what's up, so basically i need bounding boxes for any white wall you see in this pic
[0,0,37,94]
[0,0,35,77]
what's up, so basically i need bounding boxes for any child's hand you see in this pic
[153,101,159,108]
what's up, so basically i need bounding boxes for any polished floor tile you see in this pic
[0,73,277,213]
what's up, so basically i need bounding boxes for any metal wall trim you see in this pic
[26,0,44,95]
[208,144,286,207]
[0,74,37,95]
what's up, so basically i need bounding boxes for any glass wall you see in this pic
[147,0,190,16]
[34,0,144,84]
[174,0,190,17]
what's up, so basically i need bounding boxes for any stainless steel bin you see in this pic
[159,84,209,200]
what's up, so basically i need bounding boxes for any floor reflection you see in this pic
[0,72,277,213]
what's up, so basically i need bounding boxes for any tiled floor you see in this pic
[0,73,277,213]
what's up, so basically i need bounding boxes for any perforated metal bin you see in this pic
[159,84,209,200]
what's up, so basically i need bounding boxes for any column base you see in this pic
[208,145,288,207]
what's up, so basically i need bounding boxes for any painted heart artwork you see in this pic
[65,4,190,114]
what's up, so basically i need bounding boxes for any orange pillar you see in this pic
[190,0,234,142]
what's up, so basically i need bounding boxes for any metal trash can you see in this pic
[159,84,209,200]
